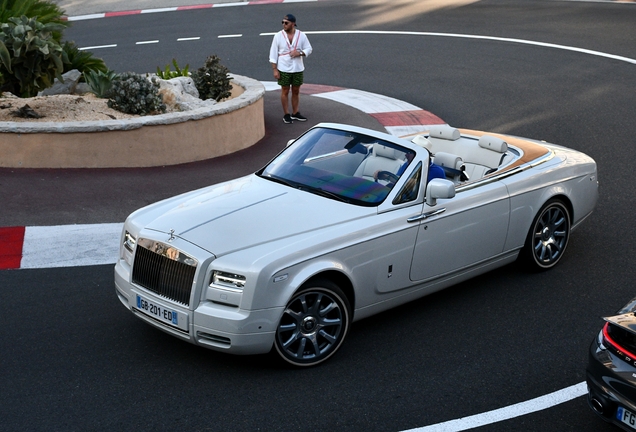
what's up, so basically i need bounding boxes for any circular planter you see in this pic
[0,74,265,168]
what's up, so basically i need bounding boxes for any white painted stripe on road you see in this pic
[21,223,122,269]
[78,44,117,51]
[403,381,587,432]
[302,31,636,65]
[178,37,201,41]
[136,40,159,45]
[213,2,249,6]
[67,13,106,21]
[313,89,421,113]
[141,7,178,13]
[218,34,242,38]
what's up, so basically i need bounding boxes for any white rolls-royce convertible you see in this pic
[114,123,598,366]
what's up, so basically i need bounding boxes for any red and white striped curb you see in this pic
[62,0,636,22]
[0,84,444,270]
[65,0,325,21]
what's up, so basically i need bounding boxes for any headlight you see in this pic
[211,271,246,291]
[124,231,137,253]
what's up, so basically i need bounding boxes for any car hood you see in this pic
[142,174,373,256]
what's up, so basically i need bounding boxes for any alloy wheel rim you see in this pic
[532,205,569,266]
[276,290,344,363]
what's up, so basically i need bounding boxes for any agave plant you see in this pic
[0,16,67,97]
[84,69,118,98]
[62,41,107,76]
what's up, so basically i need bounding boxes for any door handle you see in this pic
[407,208,446,223]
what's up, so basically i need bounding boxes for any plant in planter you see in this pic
[0,0,69,37]
[192,55,232,102]
[0,15,67,97]
[156,58,190,80]
[62,41,107,76]
[106,72,166,115]
[84,69,119,98]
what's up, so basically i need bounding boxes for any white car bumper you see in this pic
[114,260,281,355]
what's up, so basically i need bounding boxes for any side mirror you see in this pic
[426,179,455,207]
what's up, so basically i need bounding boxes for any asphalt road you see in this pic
[2,1,635,431]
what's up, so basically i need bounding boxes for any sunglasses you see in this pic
[282,20,291,24]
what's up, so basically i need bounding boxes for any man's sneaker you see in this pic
[283,114,293,124]
[291,112,307,122]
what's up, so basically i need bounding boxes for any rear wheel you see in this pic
[275,280,350,367]
[521,199,571,270]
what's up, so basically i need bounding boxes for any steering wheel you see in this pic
[376,170,399,184]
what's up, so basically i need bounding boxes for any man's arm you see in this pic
[269,32,281,79]
[298,32,313,57]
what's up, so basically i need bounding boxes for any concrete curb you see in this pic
[61,0,323,21]
[0,74,266,168]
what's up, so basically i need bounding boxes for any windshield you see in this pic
[258,127,416,206]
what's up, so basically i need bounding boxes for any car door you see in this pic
[409,180,510,281]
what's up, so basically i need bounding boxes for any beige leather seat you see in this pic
[354,144,404,182]
[433,152,468,182]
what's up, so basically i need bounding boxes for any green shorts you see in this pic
[278,71,304,87]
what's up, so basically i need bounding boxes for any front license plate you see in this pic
[135,294,187,331]
[617,406,636,430]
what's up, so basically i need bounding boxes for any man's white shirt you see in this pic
[269,29,313,73]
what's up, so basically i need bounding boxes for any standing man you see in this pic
[269,14,313,124]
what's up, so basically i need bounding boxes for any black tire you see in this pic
[520,199,571,271]
[275,279,350,367]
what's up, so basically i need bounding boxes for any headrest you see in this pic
[434,152,463,170]
[411,135,432,151]
[428,125,461,141]
[478,135,508,153]
[373,144,397,160]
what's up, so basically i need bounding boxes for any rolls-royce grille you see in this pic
[132,245,196,306]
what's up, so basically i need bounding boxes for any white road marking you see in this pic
[136,40,159,45]
[177,37,201,41]
[301,31,636,65]
[312,88,421,113]
[218,34,242,38]
[67,14,106,21]
[402,382,588,432]
[21,223,122,269]
[212,2,249,7]
[141,7,178,13]
[78,44,117,51]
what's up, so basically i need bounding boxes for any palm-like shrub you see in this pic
[0,16,67,97]
[62,41,107,76]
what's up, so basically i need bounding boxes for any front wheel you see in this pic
[520,199,571,270]
[275,280,350,367]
